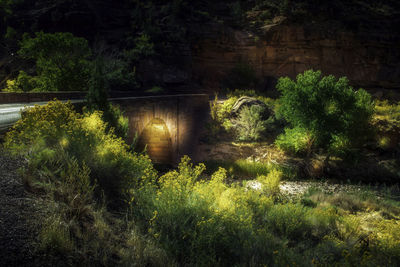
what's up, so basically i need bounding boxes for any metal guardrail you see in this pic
[0,104,28,131]
[0,100,86,132]
[0,94,209,132]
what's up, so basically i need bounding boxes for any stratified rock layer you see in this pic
[192,22,400,92]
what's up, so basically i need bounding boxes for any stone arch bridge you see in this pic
[0,93,210,165]
[111,94,209,165]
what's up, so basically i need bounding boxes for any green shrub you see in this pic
[135,156,363,266]
[204,159,272,178]
[211,95,238,125]
[275,127,316,156]
[5,32,92,92]
[124,34,155,62]
[98,49,139,91]
[86,57,129,139]
[208,95,238,139]
[2,70,38,92]
[120,225,171,266]
[276,70,374,155]
[234,105,267,141]
[0,0,15,21]
[234,159,271,177]
[108,104,129,139]
[266,203,310,239]
[29,149,150,266]
[258,169,282,196]
[134,157,281,266]
[4,100,155,200]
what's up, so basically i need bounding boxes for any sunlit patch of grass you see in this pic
[302,188,400,219]
[204,159,272,180]
[234,159,271,177]
[373,100,400,150]
[299,188,400,266]
[204,159,296,181]
[374,100,400,122]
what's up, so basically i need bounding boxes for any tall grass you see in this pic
[4,101,166,265]
[5,101,400,266]
[133,156,400,266]
[204,159,295,180]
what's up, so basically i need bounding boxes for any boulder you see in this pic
[230,96,271,117]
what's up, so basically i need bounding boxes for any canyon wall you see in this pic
[191,21,400,92]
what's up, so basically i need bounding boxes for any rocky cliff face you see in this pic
[191,20,400,93]
[2,1,400,94]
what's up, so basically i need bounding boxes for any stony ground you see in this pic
[0,148,48,267]
[246,178,400,199]
[279,180,398,199]
[245,180,400,206]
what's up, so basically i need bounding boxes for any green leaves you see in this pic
[15,32,92,92]
[276,70,374,155]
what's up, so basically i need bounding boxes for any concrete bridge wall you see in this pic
[112,94,209,165]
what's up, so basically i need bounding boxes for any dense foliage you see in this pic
[3,100,400,266]
[86,57,129,139]
[4,32,91,92]
[275,70,374,155]
[2,31,141,93]
[4,101,154,200]
[133,157,400,266]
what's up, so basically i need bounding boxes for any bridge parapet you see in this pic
[0,92,87,104]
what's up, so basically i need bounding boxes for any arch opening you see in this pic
[137,118,173,165]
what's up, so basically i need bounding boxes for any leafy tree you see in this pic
[124,34,154,62]
[86,57,109,111]
[15,32,92,91]
[275,70,374,155]
[86,57,129,139]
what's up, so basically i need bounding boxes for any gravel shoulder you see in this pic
[0,148,46,267]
